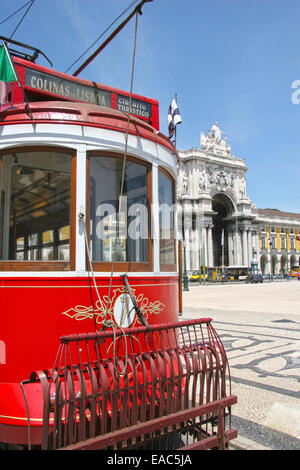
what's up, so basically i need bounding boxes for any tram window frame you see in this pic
[158,166,176,272]
[0,146,76,271]
[86,152,153,272]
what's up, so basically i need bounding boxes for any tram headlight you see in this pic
[75,391,91,409]
[49,392,57,411]
[48,392,66,411]
[48,391,91,411]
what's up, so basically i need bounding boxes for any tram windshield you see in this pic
[89,155,149,263]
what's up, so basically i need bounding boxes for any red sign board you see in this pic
[11,56,159,130]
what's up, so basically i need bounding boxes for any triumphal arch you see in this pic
[177,122,259,272]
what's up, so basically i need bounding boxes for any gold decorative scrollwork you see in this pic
[61,287,165,327]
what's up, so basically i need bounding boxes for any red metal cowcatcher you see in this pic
[26,318,237,450]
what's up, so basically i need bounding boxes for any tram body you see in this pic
[0,56,178,445]
[0,56,237,450]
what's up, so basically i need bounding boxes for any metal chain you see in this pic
[80,12,140,376]
[105,10,139,326]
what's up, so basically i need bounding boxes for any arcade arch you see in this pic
[280,254,287,273]
[270,254,278,275]
[260,254,268,274]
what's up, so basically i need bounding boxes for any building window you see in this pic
[261,236,266,250]
[290,237,295,251]
[15,226,70,261]
[281,237,286,250]
[0,148,75,270]
[270,236,276,250]
[88,153,152,271]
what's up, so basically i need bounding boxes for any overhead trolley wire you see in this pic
[0,0,33,27]
[64,0,141,74]
[9,0,35,39]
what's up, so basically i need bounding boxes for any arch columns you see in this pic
[207,224,213,267]
[247,229,253,266]
[242,228,248,266]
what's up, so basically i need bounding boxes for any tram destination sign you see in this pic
[117,94,152,119]
[24,67,152,118]
[25,67,111,106]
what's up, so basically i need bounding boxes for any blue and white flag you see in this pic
[168,97,182,138]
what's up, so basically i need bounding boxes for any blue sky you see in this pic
[1,0,300,212]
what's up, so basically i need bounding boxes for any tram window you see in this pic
[0,149,74,269]
[158,168,176,268]
[88,155,151,269]
[16,237,25,260]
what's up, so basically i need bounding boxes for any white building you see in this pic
[177,123,300,275]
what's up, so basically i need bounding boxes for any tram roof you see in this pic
[12,55,160,130]
[0,100,177,156]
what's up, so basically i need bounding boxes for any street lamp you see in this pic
[268,237,272,282]
[221,228,224,283]
[251,255,258,274]
[284,230,289,281]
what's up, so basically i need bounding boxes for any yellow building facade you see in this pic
[256,209,300,275]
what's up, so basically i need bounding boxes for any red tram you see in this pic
[0,39,237,450]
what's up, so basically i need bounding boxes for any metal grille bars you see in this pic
[28,318,237,450]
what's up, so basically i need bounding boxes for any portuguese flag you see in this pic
[0,42,19,82]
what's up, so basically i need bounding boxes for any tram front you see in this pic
[0,55,236,450]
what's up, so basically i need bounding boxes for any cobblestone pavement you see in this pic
[182,280,300,450]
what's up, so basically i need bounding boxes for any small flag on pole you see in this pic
[0,42,19,83]
[168,96,182,138]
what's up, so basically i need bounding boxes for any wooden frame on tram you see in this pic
[0,147,177,274]
[0,146,77,271]
[86,151,153,272]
